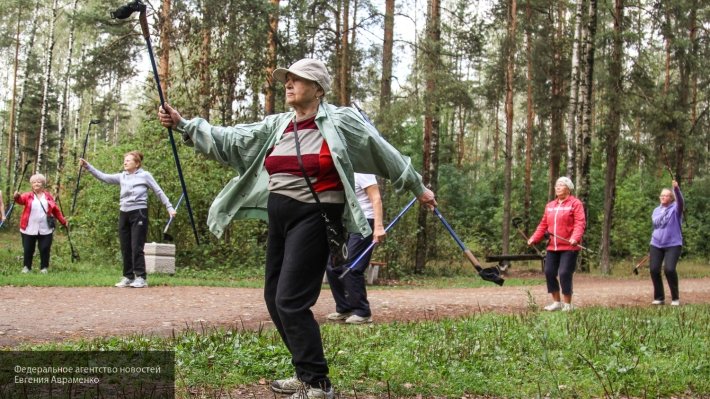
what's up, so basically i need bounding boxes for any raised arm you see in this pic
[80,159,121,185]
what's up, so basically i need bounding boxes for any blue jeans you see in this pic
[325,219,373,318]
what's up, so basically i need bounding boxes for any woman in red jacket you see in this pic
[13,174,68,273]
[527,177,586,311]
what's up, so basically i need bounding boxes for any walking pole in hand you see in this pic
[1,160,32,228]
[512,217,544,257]
[111,0,200,245]
[433,208,505,286]
[163,193,184,242]
[71,119,100,215]
[338,197,418,280]
[55,194,80,262]
[632,254,650,275]
[544,231,591,252]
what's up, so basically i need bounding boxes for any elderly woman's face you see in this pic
[284,73,320,110]
[30,177,45,192]
[659,189,674,206]
[554,182,570,198]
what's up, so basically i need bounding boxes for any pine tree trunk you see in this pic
[36,0,59,174]
[576,0,596,211]
[379,0,395,119]
[339,0,350,106]
[198,3,212,120]
[159,0,172,98]
[601,0,624,274]
[503,0,517,255]
[264,0,280,115]
[415,0,440,274]
[523,0,534,233]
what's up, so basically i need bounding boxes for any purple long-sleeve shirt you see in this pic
[650,186,684,248]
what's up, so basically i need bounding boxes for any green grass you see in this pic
[16,305,710,398]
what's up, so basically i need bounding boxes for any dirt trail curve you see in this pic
[1,276,709,347]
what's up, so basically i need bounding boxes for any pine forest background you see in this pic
[1,0,708,275]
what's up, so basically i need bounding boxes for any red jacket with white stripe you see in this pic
[14,191,68,231]
[529,195,586,251]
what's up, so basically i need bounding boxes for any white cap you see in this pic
[273,58,331,94]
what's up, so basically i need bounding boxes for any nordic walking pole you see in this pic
[55,193,80,262]
[632,254,649,275]
[433,208,505,286]
[512,217,544,257]
[71,119,100,214]
[545,231,591,252]
[163,193,184,242]
[111,0,199,244]
[338,197,418,280]
[1,160,32,228]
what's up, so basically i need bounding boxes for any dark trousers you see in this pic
[649,245,681,301]
[264,193,343,389]
[21,233,53,270]
[325,219,373,317]
[544,250,579,295]
[118,209,148,279]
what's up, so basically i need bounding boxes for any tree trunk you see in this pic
[548,2,565,200]
[158,0,172,98]
[566,0,584,180]
[198,3,212,120]
[523,0,534,233]
[415,0,440,274]
[264,0,279,115]
[576,0,596,211]
[339,0,351,106]
[55,0,79,189]
[379,0,395,119]
[601,0,624,274]
[36,0,59,174]
[502,0,517,255]
[5,5,23,195]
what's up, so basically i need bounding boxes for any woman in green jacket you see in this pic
[159,58,436,399]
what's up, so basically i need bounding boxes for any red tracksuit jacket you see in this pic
[529,195,586,251]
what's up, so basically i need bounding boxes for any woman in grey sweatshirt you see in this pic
[80,151,176,288]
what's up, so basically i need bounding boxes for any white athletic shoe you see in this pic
[561,303,575,312]
[129,277,148,288]
[651,300,664,305]
[345,314,372,324]
[115,277,134,288]
[670,300,680,306]
[544,301,563,311]
[326,312,352,321]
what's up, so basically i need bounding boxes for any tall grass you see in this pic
[19,305,709,398]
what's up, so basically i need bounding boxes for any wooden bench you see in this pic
[485,254,545,272]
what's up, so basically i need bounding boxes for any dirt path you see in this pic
[2,275,709,347]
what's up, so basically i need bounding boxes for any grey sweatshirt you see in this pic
[85,163,174,213]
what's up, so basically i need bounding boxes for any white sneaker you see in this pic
[562,303,574,312]
[129,277,148,288]
[21,266,31,273]
[345,314,372,324]
[544,302,563,311]
[326,312,352,321]
[651,300,664,305]
[670,300,680,306]
[40,268,48,274]
[114,277,134,288]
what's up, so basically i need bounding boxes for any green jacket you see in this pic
[177,101,426,238]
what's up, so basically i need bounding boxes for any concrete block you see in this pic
[144,242,175,274]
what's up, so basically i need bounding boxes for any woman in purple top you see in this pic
[649,180,684,306]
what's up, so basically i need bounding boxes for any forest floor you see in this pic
[2,272,709,398]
